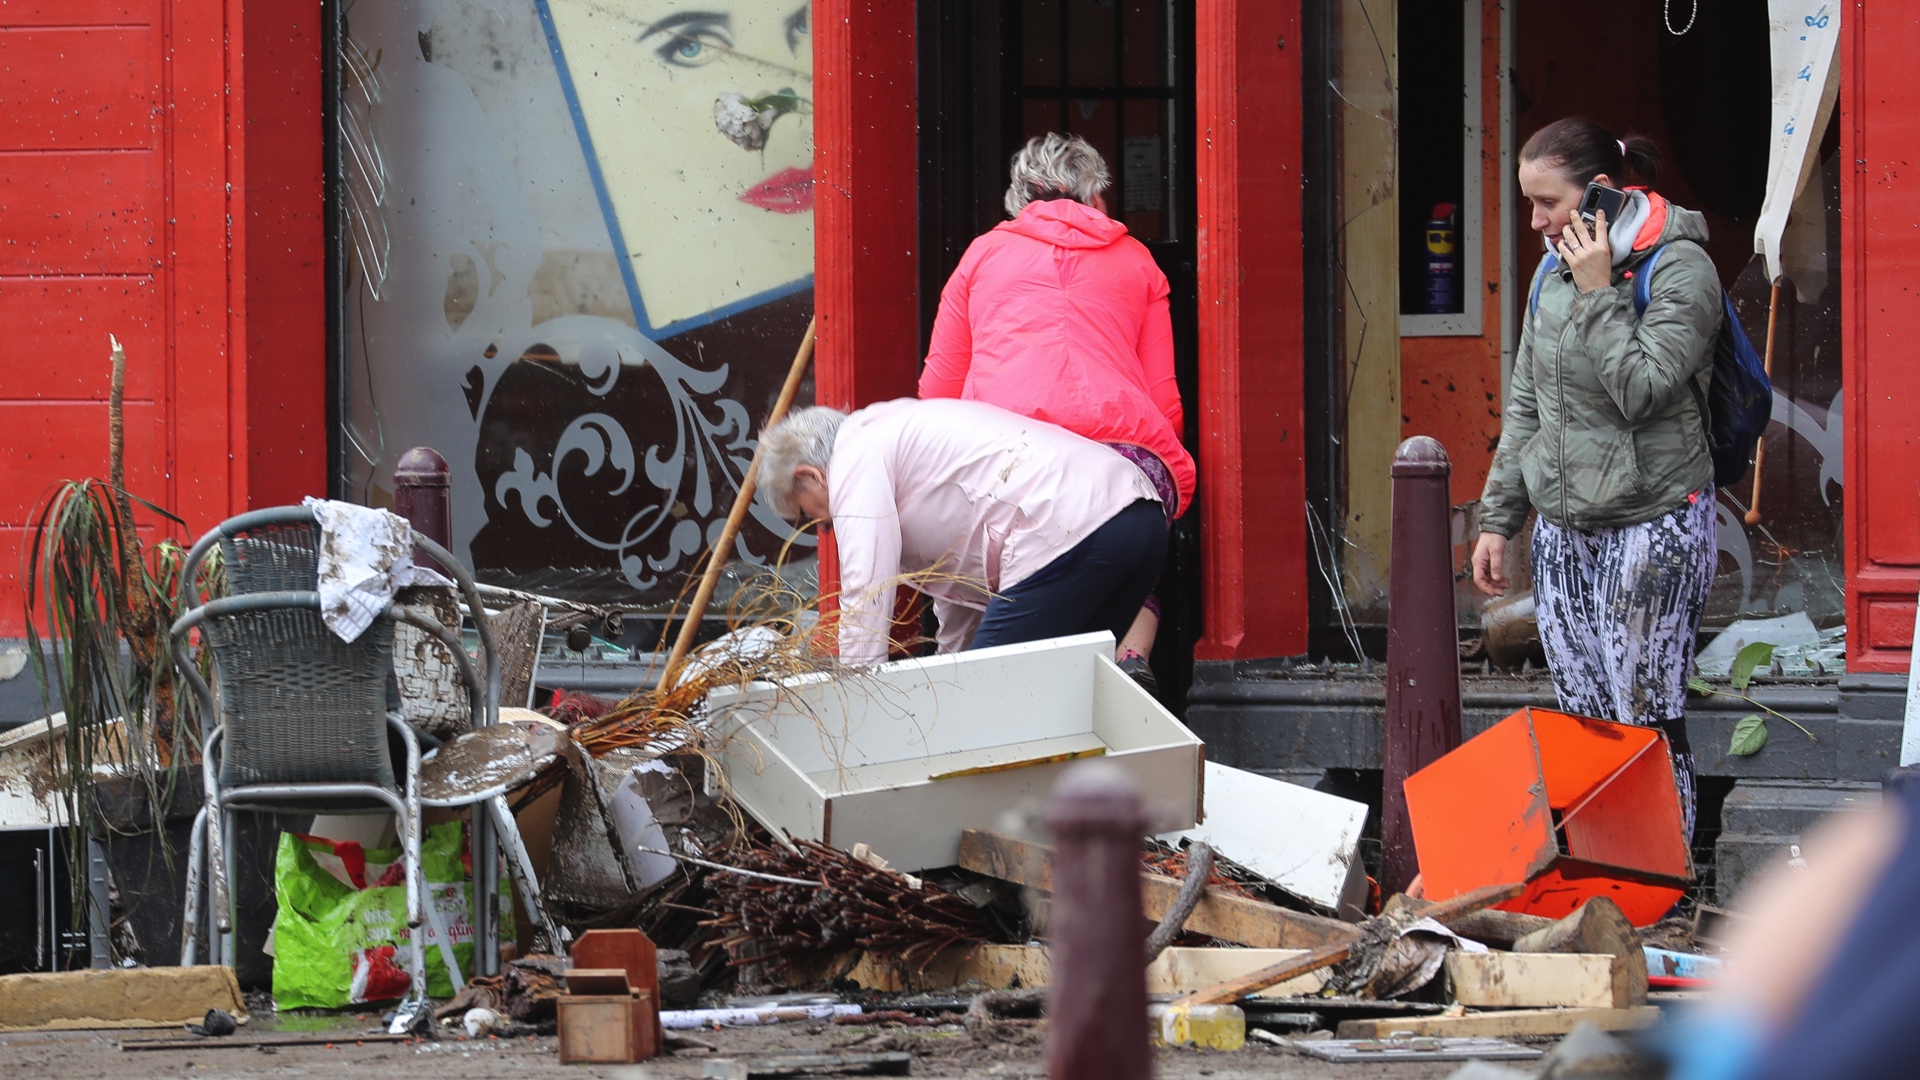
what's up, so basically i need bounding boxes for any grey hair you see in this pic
[757,405,847,520]
[1004,133,1112,216]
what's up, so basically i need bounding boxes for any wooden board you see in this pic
[1147,948,1330,998]
[846,945,1051,994]
[1334,1006,1663,1040]
[1157,762,1368,912]
[957,828,1360,950]
[1445,952,1626,1009]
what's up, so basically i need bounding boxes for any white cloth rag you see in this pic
[303,497,455,642]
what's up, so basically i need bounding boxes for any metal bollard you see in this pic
[1381,436,1464,896]
[393,446,452,575]
[1045,760,1152,1080]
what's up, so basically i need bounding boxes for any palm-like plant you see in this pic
[23,336,218,961]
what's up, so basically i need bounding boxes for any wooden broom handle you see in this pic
[1743,283,1780,526]
[662,318,817,682]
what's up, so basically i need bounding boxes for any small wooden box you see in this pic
[557,994,635,1064]
[558,967,658,1064]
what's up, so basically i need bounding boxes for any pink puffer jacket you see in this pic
[917,199,1195,515]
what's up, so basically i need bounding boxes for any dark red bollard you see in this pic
[393,446,452,575]
[1045,760,1151,1080]
[1381,436,1464,896]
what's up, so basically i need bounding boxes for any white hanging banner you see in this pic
[1754,1,1841,286]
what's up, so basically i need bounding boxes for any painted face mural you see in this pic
[541,0,814,334]
[337,0,815,607]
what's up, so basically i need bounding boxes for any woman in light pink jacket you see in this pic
[918,134,1192,690]
[758,401,1166,667]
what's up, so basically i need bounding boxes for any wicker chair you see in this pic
[171,506,503,1006]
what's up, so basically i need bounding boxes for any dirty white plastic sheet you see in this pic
[302,497,454,642]
[1754,1,1841,286]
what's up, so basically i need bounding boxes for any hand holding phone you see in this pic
[1578,182,1628,232]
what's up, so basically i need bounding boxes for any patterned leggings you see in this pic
[1531,491,1716,840]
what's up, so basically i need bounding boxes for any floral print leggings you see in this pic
[1531,490,1717,840]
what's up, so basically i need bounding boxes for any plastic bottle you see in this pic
[1425,202,1459,314]
[1147,1002,1246,1051]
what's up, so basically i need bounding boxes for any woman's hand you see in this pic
[1471,532,1509,596]
[1556,209,1613,293]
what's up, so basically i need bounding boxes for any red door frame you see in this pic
[1841,1,1920,673]
[810,0,1312,659]
[1192,0,1310,660]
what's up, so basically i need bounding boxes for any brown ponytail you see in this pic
[1521,118,1661,188]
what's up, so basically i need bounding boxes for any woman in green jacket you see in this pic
[1470,118,1723,838]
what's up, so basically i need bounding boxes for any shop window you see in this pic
[333,1,816,605]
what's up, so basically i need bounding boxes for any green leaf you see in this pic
[1728,715,1769,757]
[1687,677,1715,695]
[1730,641,1776,691]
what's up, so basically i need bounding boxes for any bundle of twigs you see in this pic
[703,839,995,975]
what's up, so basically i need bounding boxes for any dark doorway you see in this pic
[917,0,1202,709]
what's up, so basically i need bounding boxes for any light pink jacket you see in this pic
[918,199,1195,514]
[827,398,1159,666]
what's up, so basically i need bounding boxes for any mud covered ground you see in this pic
[2,1011,1479,1079]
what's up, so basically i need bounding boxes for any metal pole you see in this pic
[1382,436,1464,895]
[1044,761,1151,1080]
[393,447,452,576]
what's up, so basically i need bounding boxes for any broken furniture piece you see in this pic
[1157,761,1370,916]
[558,968,656,1064]
[570,929,662,1061]
[171,505,523,1001]
[1404,707,1692,925]
[705,632,1203,872]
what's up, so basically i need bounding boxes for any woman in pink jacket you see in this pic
[918,133,1194,691]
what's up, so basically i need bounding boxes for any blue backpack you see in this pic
[1528,245,1772,489]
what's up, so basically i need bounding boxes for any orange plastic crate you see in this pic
[1403,707,1692,925]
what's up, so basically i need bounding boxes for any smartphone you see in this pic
[1578,182,1629,231]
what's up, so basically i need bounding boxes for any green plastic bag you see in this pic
[271,821,512,1008]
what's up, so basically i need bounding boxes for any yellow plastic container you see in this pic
[1148,1003,1246,1051]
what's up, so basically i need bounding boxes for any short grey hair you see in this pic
[757,406,847,520]
[1004,133,1112,216]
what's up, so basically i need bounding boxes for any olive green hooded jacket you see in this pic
[1480,200,1722,537]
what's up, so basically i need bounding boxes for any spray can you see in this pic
[1424,202,1458,314]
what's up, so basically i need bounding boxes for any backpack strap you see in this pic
[1527,252,1559,323]
[1631,243,1670,317]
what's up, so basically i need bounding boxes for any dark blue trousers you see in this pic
[970,499,1167,653]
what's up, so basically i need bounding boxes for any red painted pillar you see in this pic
[810,0,922,629]
[1841,2,1920,673]
[812,0,920,411]
[1194,0,1310,660]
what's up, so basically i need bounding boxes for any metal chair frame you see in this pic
[171,505,505,1005]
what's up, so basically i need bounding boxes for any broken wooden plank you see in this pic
[1445,953,1629,1009]
[1170,882,1526,1007]
[1147,947,1331,999]
[1333,1006,1662,1040]
[702,1051,913,1078]
[1293,1036,1543,1063]
[957,828,1359,950]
